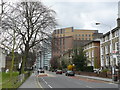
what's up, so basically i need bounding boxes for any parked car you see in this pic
[65,70,75,76]
[40,69,45,73]
[56,70,62,74]
[62,69,67,73]
[52,69,55,72]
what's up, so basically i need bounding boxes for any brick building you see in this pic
[83,39,101,70]
[52,27,103,58]
[52,36,73,58]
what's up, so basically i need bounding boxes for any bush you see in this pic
[83,66,94,72]
[101,69,109,73]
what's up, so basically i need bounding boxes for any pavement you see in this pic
[18,72,42,88]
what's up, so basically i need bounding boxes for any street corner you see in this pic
[37,73,48,77]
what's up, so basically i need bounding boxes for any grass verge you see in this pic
[0,71,31,89]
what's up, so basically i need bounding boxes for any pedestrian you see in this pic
[37,69,39,74]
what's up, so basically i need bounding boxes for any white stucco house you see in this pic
[0,47,7,72]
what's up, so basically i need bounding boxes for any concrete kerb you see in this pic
[76,75,114,83]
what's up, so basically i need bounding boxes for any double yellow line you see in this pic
[35,74,44,90]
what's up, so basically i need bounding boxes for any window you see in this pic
[115,42,119,51]
[105,46,109,54]
[89,34,91,37]
[113,43,115,50]
[72,28,74,32]
[57,30,59,34]
[54,30,56,34]
[86,34,87,36]
[82,34,84,37]
[105,36,108,41]
[60,29,62,34]
[101,47,103,55]
[82,38,84,40]
[115,30,119,37]
[112,32,115,38]
[92,50,94,57]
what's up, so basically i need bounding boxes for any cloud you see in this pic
[43,0,120,3]
[43,1,118,33]
[3,0,119,34]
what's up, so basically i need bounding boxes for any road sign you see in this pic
[112,51,119,54]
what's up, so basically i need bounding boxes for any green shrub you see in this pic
[83,66,94,72]
[101,69,109,73]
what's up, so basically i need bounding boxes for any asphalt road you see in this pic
[38,71,118,89]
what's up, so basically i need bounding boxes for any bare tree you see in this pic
[2,2,57,73]
[1,2,22,78]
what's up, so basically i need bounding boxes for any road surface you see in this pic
[38,71,118,89]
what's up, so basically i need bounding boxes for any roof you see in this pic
[84,39,100,46]
[102,27,119,37]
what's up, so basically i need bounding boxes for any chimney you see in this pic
[117,1,120,27]
[117,18,120,27]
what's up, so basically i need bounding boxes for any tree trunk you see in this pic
[10,49,15,78]
[21,46,29,74]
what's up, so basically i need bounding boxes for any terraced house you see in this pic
[100,18,120,70]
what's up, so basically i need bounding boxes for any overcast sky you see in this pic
[2,0,120,34]
[42,0,120,34]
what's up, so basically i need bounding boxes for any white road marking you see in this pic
[44,81,48,84]
[109,83,114,84]
[48,85,53,88]
[86,86,92,88]
[41,77,53,88]
[36,76,43,88]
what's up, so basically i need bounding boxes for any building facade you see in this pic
[36,38,52,70]
[52,36,73,58]
[52,27,103,58]
[83,39,101,69]
[53,27,101,40]
[100,27,120,69]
